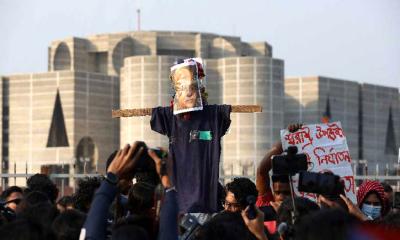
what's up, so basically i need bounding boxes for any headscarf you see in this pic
[356,180,386,215]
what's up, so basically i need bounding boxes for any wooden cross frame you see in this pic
[112,105,262,118]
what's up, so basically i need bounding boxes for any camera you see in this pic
[272,146,308,175]
[180,214,201,240]
[133,142,167,172]
[297,171,344,197]
[0,202,16,221]
[132,142,168,184]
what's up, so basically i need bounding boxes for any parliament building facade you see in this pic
[0,31,399,186]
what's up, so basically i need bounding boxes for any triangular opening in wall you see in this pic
[321,97,331,123]
[385,107,397,155]
[46,89,69,147]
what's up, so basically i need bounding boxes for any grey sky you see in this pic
[1,0,399,88]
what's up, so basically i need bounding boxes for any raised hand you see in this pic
[107,142,144,180]
[287,123,303,133]
[148,148,172,189]
[241,206,269,240]
[340,194,368,221]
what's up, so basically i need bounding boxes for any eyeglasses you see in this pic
[5,198,22,205]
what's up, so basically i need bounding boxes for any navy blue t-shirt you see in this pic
[151,105,231,213]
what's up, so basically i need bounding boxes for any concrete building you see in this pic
[284,76,360,161]
[1,72,119,186]
[1,31,284,186]
[119,55,175,148]
[285,76,400,175]
[215,57,284,177]
[0,30,399,188]
[360,84,400,175]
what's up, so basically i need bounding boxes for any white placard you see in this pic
[280,122,356,203]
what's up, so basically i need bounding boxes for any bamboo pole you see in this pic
[112,105,262,118]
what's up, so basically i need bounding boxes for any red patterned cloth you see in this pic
[256,190,276,234]
[195,61,205,79]
[356,180,386,214]
[256,190,274,207]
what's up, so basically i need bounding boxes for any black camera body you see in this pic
[180,214,200,240]
[0,202,16,221]
[133,142,156,174]
[298,171,344,197]
[133,142,167,184]
[272,146,308,176]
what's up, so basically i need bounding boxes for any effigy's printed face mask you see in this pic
[170,61,203,115]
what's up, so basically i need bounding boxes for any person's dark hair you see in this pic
[134,171,160,186]
[112,215,154,240]
[277,197,320,224]
[17,191,50,213]
[225,177,258,207]
[17,202,58,239]
[194,211,257,240]
[57,196,74,209]
[26,174,58,204]
[1,186,23,200]
[380,211,400,230]
[271,174,290,184]
[127,182,156,215]
[320,196,349,212]
[111,224,149,240]
[217,182,226,212]
[25,191,49,204]
[276,197,320,239]
[74,177,102,213]
[0,212,8,227]
[0,219,48,240]
[381,182,393,193]
[52,209,86,240]
[295,208,357,240]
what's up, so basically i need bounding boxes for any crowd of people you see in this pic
[0,126,399,240]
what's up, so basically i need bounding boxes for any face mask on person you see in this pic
[361,203,381,219]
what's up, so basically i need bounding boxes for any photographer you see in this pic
[25,174,59,205]
[255,124,302,234]
[80,142,176,240]
[193,206,269,240]
[80,142,146,240]
[315,181,372,222]
[307,171,349,212]
[242,206,270,240]
[275,197,320,240]
[1,186,23,212]
[148,149,179,240]
[224,177,258,213]
[74,177,102,213]
[0,186,23,223]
